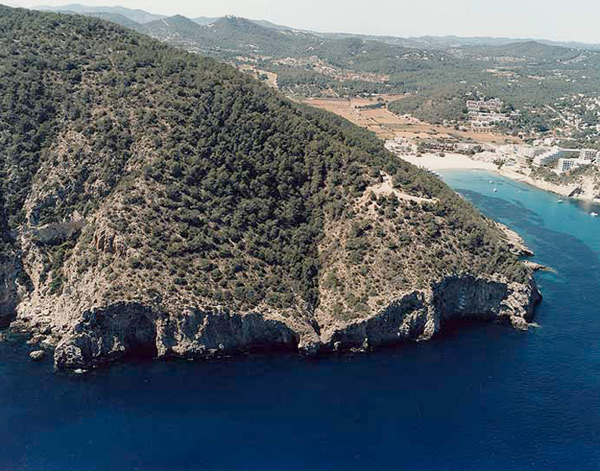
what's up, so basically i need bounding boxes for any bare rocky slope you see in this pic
[0,7,541,371]
[529,166,600,202]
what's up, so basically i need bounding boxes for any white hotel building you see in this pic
[531,147,599,173]
[579,149,598,163]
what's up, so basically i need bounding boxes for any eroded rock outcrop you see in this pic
[54,303,159,369]
[0,254,27,328]
[45,274,541,371]
[52,303,310,370]
[320,275,540,351]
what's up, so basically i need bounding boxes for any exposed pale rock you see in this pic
[44,274,542,371]
[497,222,535,257]
[524,261,552,272]
[29,350,45,361]
[319,275,541,350]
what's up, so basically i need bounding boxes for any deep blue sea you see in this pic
[1,170,599,471]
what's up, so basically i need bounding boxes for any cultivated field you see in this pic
[298,96,521,144]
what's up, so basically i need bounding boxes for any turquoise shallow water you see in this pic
[1,170,599,471]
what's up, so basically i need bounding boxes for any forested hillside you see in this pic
[138,15,324,58]
[0,7,539,369]
[35,5,600,141]
[128,12,600,139]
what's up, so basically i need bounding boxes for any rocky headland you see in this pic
[0,7,541,371]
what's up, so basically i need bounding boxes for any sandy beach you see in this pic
[398,152,600,203]
[398,152,498,171]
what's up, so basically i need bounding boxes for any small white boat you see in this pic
[557,199,563,204]
[591,212,598,217]
[493,188,498,193]
[489,180,494,184]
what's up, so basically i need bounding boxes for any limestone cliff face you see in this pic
[320,275,540,352]
[5,203,542,371]
[4,169,543,372]
[53,304,305,370]
[1,137,545,372]
[0,255,20,328]
[524,166,600,203]
[39,274,539,371]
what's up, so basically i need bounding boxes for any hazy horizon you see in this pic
[4,0,600,44]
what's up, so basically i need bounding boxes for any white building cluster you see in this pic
[467,98,510,133]
[384,137,416,154]
[466,99,503,113]
[497,144,600,173]
[527,147,600,172]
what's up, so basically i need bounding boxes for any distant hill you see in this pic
[250,19,305,32]
[34,4,600,52]
[380,35,600,51]
[302,31,600,52]
[137,14,208,44]
[36,4,165,23]
[140,15,324,57]
[29,5,600,138]
[466,40,582,61]
[311,36,410,69]
[407,35,528,48]
[538,39,600,52]
[192,16,220,26]
[82,11,141,29]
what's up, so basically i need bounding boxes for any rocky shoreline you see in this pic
[4,273,541,372]
[498,168,600,203]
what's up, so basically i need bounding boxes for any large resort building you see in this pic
[557,158,580,173]
[532,147,574,167]
[532,148,599,173]
[514,146,546,166]
[579,149,598,163]
[478,144,598,174]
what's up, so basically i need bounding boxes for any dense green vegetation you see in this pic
[0,7,528,318]
[126,12,600,141]
[274,66,398,97]
[138,16,324,59]
[388,86,469,124]
[41,7,600,142]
